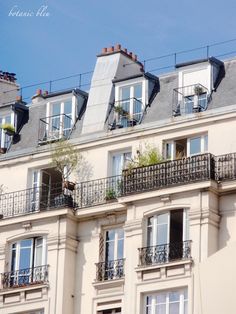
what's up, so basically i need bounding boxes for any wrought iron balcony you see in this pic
[122,153,215,196]
[109,98,143,130]
[1,153,236,219]
[0,183,74,218]
[173,83,209,116]
[38,113,72,144]
[95,259,125,281]
[1,265,48,289]
[138,241,191,267]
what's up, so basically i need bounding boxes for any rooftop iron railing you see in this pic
[1,152,236,219]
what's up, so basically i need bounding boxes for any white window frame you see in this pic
[165,134,208,160]
[110,149,132,176]
[45,96,76,139]
[10,237,47,272]
[0,112,15,148]
[104,227,124,262]
[144,288,188,314]
[147,209,189,247]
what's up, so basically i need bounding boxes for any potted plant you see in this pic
[0,147,7,154]
[194,85,204,95]
[105,188,117,201]
[0,123,15,136]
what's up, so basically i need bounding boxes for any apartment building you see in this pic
[0,44,236,314]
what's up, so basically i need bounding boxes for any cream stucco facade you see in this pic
[0,46,236,314]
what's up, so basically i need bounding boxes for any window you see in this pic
[97,228,124,281]
[39,98,75,143]
[112,151,132,176]
[0,113,14,149]
[115,83,144,127]
[165,134,208,160]
[9,237,47,287]
[145,289,188,314]
[141,209,190,265]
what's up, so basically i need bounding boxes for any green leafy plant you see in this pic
[0,123,15,134]
[105,188,117,200]
[194,85,204,95]
[126,144,164,171]
[51,139,80,183]
[114,105,128,116]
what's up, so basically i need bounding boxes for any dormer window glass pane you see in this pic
[198,93,207,110]
[117,83,143,127]
[184,96,194,114]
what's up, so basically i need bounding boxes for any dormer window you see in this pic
[0,113,14,151]
[111,78,147,129]
[38,97,76,144]
[115,83,143,127]
[173,84,209,116]
[173,58,224,117]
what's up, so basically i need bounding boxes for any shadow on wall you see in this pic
[76,156,94,182]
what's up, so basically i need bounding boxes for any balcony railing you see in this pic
[122,153,215,196]
[1,265,48,289]
[95,258,125,281]
[138,241,191,267]
[173,83,209,116]
[109,98,143,130]
[1,153,236,218]
[38,113,72,144]
[0,183,74,218]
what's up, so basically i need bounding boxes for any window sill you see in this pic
[0,282,49,294]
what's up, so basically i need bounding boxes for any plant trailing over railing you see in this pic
[114,105,128,116]
[0,123,15,136]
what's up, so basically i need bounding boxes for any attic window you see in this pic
[110,79,146,130]
[173,84,209,116]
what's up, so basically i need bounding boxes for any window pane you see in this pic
[21,239,32,248]
[106,230,115,241]
[35,238,43,267]
[184,96,194,114]
[169,291,180,302]
[19,247,31,269]
[169,302,180,314]
[204,135,208,152]
[156,293,166,304]
[117,238,124,259]
[52,103,61,115]
[198,93,207,110]
[106,241,114,261]
[64,101,72,115]
[157,213,168,224]
[156,304,166,314]
[121,86,130,100]
[134,84,142,99]
[190,137,201,155]
[11,246,16,271]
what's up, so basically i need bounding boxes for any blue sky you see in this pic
[1,0,236,100]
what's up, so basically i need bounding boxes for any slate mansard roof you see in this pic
[2,56,236,157]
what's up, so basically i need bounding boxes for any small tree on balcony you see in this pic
[50,139,81,190]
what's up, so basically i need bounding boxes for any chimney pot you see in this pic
[36,89,42,96]
[102,47,107,54]
[132,54,137,61]
[43,90,49,96]
[107,46,114,53]
[115,44,121,51]
[123,48,127,54]
[16,95,22,102]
